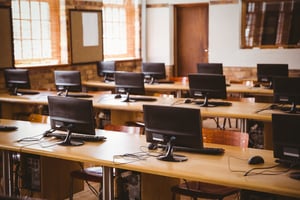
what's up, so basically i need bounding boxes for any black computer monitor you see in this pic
[47,96,95,146]
[197,63,223,75]
[272,113,300,167]
[143,105,203,162]
[97,61,116,82]
[188,73,227,107]
[257,64,288,89]
[273,77,300,113]
[4,69,31,95]
[142,62,166,84]
[114,72,145,102]
[54,70,82,96]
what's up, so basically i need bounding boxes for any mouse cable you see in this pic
[244,164,289,176]
[227,156,288,176]
[113,151,150,165]
[170,99,186,106]
[139,145,164,158]
[16,132,45,142]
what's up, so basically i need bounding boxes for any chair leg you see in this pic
[98,182,103,200]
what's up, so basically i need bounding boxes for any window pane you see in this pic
[14,40,22,59]
[22,40,32,59]
[12,0,20,19]
[40,2,50,20]
[41,21,50,39]
[42,39,51,58]
[13,20,21,39]
[21,20,31,39]
[32,20,41,39]
[31,2,40,20]
[32,40,42,58]
[20,1,30,19]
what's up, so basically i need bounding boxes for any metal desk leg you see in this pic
[240,118,247,133]
[2,150,13,196]
[102,166,114,200]
[176,90,181,98]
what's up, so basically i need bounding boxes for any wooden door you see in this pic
[175,4,208,76]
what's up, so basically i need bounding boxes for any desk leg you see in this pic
[102,166,114,200]
[2,151,13,196]
[239,118,247,133]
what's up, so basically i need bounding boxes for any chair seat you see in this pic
[171,181,240,199]
[71,166,103,183]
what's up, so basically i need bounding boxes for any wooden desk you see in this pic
[82,80,273,98]
[0,119,299,199]
[0,91,273,121]
[0,91,276,149]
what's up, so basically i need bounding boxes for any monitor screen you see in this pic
[257,64,288,88]
[97,61,116,82]
[4,69,31,95]
[142,62,166,84]
[143,105,203,162]
[54,70,82,96]
[114,72,145,102]
[197,63,223,75]
[273,77,300,113]
[272,113,300,166]
[188,73,227,107]
[47,96,95,146]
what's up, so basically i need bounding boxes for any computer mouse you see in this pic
[114,94,122,99]
[184,99,192,104]
[248,155,264,165]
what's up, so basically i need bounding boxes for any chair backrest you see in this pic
[29,113,49,124]
[104,124,142,135]
[202,128,249,148]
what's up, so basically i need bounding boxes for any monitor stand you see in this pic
[289,172,300,180]
[157,137,187,162]
[59,129,84,146]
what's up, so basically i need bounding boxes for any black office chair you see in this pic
[171,128,249,200]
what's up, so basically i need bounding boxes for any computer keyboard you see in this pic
[0,125,18,131]
[194,100,232,107]
[44,131,106,142]
[130,97,157,102]
[17,90,40,95]
[158,80,174,84]
[66,93,93,98]
[174,146,225,155]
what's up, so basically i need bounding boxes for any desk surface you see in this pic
[0,91,274,122]
[0,119,299,198]
[82,80,274,96]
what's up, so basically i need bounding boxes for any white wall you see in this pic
[145,1,300,69]
[145,6,173,64]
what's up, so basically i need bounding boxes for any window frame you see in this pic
[12,0,62,67]
[241,0,300,49]
[102,0,141,60]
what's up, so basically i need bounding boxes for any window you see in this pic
[102,0,141,59]
[12,0,66,67]
[241,0,300,48]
